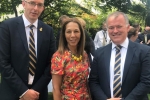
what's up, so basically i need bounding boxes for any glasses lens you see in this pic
[37,3,43,7]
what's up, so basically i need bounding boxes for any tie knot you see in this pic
[115,45,122,51]
[29,25,35,30]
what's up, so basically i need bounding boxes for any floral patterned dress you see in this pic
[51,50,90,100]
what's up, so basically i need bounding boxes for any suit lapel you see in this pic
[122,41,136,83]
[104,43,112,84]
[37,21,44,60]
[17,16,29,54]
[17,17,44,60]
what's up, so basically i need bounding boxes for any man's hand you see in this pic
[147,40,150,44]
[21,89,39,100]
[140,41,143,44]
[107,98,121,100]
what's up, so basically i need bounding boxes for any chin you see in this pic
[70,44,77,47]
[112,40,122,45]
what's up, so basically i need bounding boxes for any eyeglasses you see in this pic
[24,0,44,8]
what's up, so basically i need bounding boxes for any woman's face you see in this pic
[65,22,81,49]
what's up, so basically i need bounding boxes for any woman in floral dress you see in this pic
[51,18,91,100]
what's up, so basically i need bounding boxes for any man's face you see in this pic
[22,0,44,23]
[102,23,107,31]
[107,14,130,45]
[145,26,150,34]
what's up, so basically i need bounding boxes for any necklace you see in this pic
[71,54,82,62]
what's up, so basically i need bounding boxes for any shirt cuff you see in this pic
[19,89,29,99]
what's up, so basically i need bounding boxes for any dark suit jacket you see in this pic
[0,16,56,100]
[138,33,150,46]
[89,40,150,100]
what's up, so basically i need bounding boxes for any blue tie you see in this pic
[113,45,122,97]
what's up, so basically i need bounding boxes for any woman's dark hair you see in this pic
[128,27,137,39]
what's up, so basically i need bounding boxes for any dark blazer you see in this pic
[138,33,150,46]
[89,40,150,100]
[0,16,56,100]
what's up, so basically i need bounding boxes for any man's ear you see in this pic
[127,24,130,32]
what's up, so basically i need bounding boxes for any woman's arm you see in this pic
[52,74,62,100]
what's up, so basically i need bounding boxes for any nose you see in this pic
[33,5,38,9]
[70,32,75,37]
[113,27,118,33]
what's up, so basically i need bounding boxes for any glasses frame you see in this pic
[24,0,44,8]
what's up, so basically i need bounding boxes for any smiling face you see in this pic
[22,0,44,23]
[65,22,81,50]
[107,14,130,45]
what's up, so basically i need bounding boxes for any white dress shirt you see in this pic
[94,30,111,50]
[22,14,38,85]
[110,38,129,97]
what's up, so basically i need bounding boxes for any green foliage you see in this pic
[39,0,94,34]
[0,0,150,31]
[0,0,21,17]
[82,0,150,27]
[0,0,94,35]
[48,92,53,100]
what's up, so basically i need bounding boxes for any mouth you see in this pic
[70,39,78,43]
[31,12,38,16]
[112,33,121,37]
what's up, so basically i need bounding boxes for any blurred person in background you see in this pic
[94,22,111,50]
[138,26,150,46]
[128,27,139,42]
[56,15,70,49]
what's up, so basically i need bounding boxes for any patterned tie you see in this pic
[113,45,122,97]
[102,36,106,46]
[102,31,106,46]
[28,25,36,76]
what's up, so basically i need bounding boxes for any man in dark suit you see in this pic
[89,11,150,100]
[138,26,150,46]
[0,0,56,100]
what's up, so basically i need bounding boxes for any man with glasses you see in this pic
[0,0,56,100]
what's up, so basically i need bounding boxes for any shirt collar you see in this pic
[112,37,129,50]
[22,14,38,28]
